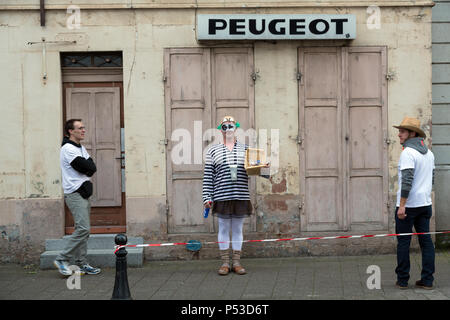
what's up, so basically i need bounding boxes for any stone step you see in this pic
[45,234,143,251]
[40,248,143,269]
[40,234,144,269]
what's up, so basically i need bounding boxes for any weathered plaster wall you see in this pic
[0,4,432,262]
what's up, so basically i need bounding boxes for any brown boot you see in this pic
[218,249,230,276]
[232,250,246,275]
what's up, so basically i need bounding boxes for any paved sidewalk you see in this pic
[1,252,449,300]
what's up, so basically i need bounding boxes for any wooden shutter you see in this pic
[165,48,213,233]
[165,47,255,234]
[211,48,255,143]
[298,46,388,232]
[345,47,388,230]
[211,47,256,232]
[299,47,344,231]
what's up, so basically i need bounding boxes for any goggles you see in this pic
[221,124,236,131]
[217,115,240,130]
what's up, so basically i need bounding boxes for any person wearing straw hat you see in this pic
[393,116,435,290]
[202,116,269,276]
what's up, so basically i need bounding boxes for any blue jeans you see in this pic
[395,205,435,286]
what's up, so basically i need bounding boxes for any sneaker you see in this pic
[54,260,72,276]
[415,280,433,290]
[396,281,408,290]
[79,264,101,275]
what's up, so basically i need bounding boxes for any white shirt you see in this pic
[60,143,91,194]
[396,147,435,208]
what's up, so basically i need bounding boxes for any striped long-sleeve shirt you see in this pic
[202,141,250,204]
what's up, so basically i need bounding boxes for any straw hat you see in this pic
[393,116,426,138]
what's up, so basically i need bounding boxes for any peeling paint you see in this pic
[265,199,288,211]
[270,170,287,193]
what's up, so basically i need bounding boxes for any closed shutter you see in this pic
[298,47,344,231]
[345,47,388,231]
[165,47,255,233]
[298,46,388,232]
[211,47,256,232]
[165,48,212,233]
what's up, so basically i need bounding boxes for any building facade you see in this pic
[0,0,437,263]
[432,0,450,248]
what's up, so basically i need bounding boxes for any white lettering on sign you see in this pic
[197,14,356,40]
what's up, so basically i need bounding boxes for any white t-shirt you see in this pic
[396,147,435,208]
[60,143,91,194]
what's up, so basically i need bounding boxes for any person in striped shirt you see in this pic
[203,116,269,276]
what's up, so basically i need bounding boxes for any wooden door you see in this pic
[165,47,255,234]
[298,46,388,232]
[211,47,256,232]
[299,47,344,231]
[64,82,125,233]
[165,48,213,233]
[345,47,388,230]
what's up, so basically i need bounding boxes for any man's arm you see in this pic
[398,168,415,219]
[400,168,414,199]
[433,168,435,187]
[70,157,97,177]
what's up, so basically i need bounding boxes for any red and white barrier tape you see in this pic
[113,230,450,253]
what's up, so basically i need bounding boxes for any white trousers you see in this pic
[218,217,245,251]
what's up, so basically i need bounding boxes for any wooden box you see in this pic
[244,148,267,175]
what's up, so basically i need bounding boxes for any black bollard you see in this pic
[111,233,132,300]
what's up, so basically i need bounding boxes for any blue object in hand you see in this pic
[203,207,210,218]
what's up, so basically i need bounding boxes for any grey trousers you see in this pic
[56,192,91,266]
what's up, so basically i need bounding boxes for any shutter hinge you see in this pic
[385,138,392,145]
[163,75,167,82]
[385,72,395,81]
[297,72,302,81]
[297,136,303,145]
[166,204,170,213]
[251,70,260,81]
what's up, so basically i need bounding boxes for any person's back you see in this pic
[396,138,435,208]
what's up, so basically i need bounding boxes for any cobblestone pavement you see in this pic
[1,252,449,300]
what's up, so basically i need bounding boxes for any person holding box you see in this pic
[203,116,269,276]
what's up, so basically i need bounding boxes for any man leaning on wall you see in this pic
[54,119,101,276]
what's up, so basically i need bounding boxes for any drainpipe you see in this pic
[40,0,45,27]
